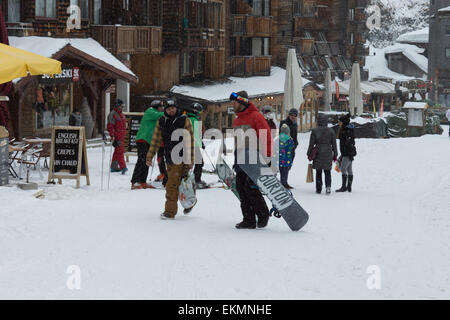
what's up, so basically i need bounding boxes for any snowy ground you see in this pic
[1,128,450,299]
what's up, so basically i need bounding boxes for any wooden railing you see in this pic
[294,17,329,34]
[185,28,225,50]
[232,15,272,37]
[231,56,271,77]
[91,25,162,55]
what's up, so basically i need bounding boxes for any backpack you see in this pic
[345,138,357,157]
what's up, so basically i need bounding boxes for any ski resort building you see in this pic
[429,0,450,107]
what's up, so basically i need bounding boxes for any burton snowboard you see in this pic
[238,149,309,231]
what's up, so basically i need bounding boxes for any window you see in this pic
[93,0,101,24]
[36,0,56,18]
[350,32,355,45]
[349,8,355,21]
[70,0,89,20]
[446,48,450,58]
[182,52,190,75]
[35,84,71,129]
[8,0,20,23]
[325,56,334,69]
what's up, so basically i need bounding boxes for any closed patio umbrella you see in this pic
[283,48,304,117]
[349,62,363,115]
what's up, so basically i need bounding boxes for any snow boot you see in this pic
[121,168,128,175]
[257,215,269,229]
[285,183,294,189]
[195,181,209,189]
[347,175,353,193]
[131,183,146,190]
[336,175,348,192]
[160,212,175,220]
[316,181,322,194]
[235,220,256,229]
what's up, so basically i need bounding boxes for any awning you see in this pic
[0,42,61,84]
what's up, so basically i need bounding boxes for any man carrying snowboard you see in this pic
[146,100,195,219]
[230,91,273,229]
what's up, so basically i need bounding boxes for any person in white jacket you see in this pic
[446,108,450,137]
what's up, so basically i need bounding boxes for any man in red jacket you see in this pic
[107,99,128,174]
[231,91,272,229]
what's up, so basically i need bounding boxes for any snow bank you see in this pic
[1,131,450,299]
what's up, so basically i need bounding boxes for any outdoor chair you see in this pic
[16,145,44,180]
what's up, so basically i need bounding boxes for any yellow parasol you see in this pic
[0,42,62,84]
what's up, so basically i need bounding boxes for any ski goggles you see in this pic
[229,92,249,105]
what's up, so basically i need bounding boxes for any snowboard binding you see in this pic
[269,207,282,219]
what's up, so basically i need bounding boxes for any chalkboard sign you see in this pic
[48,126,90,189]
[0,137,8,186]
[124,112,144,157]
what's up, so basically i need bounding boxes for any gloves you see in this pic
[112,140,120,148]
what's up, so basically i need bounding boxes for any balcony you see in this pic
[294,17,329,34]
[231,56,271,77]
[232,15,272,37]
[185,28,225,50]
[91,25,162,55]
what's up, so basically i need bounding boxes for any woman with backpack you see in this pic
[336,113,356,193]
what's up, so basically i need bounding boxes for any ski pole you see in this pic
[107,139,113,191]
[101,142,105,191]
[149,155,156,182]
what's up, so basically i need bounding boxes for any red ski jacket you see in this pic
[107,107,126,141]
[233,103,272,157]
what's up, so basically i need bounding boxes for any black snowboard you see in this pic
[238,149,309,231]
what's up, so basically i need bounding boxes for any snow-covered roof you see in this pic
[366,45,428,82]
[438,6,450,12]
[170,67,312,103]
[332,79,408,96]
[8,36,136,83]
[384,44,428,73]
[396,27,429,44]
[403,101,428,109]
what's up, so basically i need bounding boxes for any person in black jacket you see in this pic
[280,108,299,157]
[307,114,337,194]
[336,113,356,193]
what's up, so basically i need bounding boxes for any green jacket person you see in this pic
[130,100,164,189]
